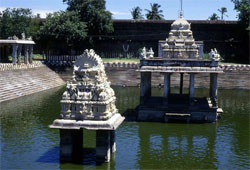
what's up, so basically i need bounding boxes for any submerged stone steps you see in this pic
[0,75,63,91]
[0,65,65,102]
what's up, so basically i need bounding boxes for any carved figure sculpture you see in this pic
[209,48,221,61]
[12,35,18,40]
[147,48,154,58]
[21,33,26,40]
[140,47,147,60]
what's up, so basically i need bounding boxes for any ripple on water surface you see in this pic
[0,87,249,169]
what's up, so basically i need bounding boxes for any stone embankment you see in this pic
[0,61,65,102]
[103,62,250,89]
[1,60,248,103]
[52,62,250,89]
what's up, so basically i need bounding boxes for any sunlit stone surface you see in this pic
[161,13,199,59]
[60,49,118,121]
[50,49,124,163]
[137,12,223,123]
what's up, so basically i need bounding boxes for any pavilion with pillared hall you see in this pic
[136,11,223,123]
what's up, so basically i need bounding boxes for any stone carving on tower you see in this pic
[60,49,118,121]
[209,48,221,61]
[161,12,199,59]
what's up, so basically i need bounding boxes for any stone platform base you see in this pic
[49,114,124,130]
[49,114,124,163]
[137,109,222,123]
[136,95,223,123]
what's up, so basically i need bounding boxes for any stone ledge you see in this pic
[104,62,250,71]
[166,113,191,117]
[44,58,250,71]
[49,114,125,130]
[219,64,250,71]
[0,61,45,72]
[137,66,224,73]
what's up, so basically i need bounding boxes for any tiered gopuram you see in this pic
[60,49,118,121]
[50,49,124,162]
[161,13,199,59]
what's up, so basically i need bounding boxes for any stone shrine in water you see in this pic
[137,12,223,123]
[50,49,124,162]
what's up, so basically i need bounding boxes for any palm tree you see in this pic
[131,6,144,20]
[209,13,220,21]
[218,7,228,20]
[145,3,164,20]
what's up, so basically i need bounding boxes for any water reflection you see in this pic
[0,86,249,169]
[136,122,217,169]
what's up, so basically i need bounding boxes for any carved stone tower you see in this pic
[60,49,118,120]
[161,14,199,59]
[50,49,124,163]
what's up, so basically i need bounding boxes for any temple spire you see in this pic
[181,0,183,11]
[179,0,183,18]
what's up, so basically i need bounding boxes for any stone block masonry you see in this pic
[54,62,250,89]
[0,62,65,102]
[103,63,250,90]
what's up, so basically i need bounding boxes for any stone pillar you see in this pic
[163,73,171,104]
[96,130,111,162]
[12,44,18,65]
[189,73,195,102]
[28,45,33,64]
[110,130,116,153]
[140,72,151,104]
[210,73,218,107]
[24,45,29,64]
[59,129,83,162]
[180,73,184,94]
[17,45,22,64]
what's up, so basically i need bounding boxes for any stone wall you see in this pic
[104,63,250,89]
[94,20,249,63]
[0,62,65,102]
[38,20,249,63]
[54,62,250,90]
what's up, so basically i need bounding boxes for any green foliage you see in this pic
[208,13,220,21]
[131,7,144,20]
[63,0,114,35]
[39,11,87,46]
[218,7,228,20]
[231,0,250,30]
[0,8,34,39]
[7,54,43,61]
[145,3,164,20]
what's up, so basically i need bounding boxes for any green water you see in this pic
[0,86,249,169]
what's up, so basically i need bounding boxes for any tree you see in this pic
[131,6,144,20]
[231,0,250,30]
[39,11,87,47]
[209,13,220,21]
[218,7,228,20]
[0,8,34,39]
[63,0,113,36]
[145,3,164,20]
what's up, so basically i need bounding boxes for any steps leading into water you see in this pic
[0,65,65,103]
